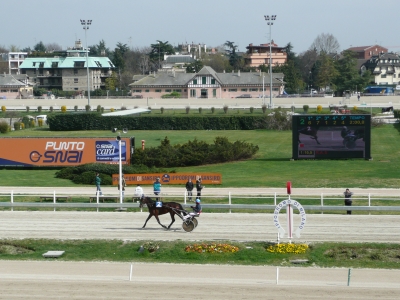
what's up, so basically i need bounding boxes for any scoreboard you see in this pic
[292,114,371,160]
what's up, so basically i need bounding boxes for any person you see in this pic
[135,184,144,202]
[95,173,102,196]
[357,93,360,101]
[153,177,161,198]
[196,178,203,199]
[185,178,194,201]
[184,198,202,220]
[344,188,353,215]
[118,174,127,200]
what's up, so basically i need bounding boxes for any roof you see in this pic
[19,56,115,69]
[0,74,26,87]
[129,66,284,87]
[347,45,388,52]
[165,56,195,64]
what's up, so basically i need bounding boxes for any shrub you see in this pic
[185,106,190,114]
[303,105,309,113]
[1,106,6,112]
[121,106,127,111]
[30,120,35,128]
[317,105,322,112]
[97,105,101,112]
[74,105,78,112]
[249,107,254,114]
[22,116,30,128]
[223,105,228,114]
[0,121,8,133]
[26,106,30,112]
[61,105,67,112]
[291,105,295,113]
[38,119,43,127]
[211,107,215,114]
[50,106,54,113]
[160,107,164,114]
[101,107,104,113]
[110,108,115,112]
[37,106,42,113]
[14,122,21,130]
[266,243,308,254]
[85,105,90,112]
[353,105,358,111]
[261,105,267,114]
[198,107,202,114]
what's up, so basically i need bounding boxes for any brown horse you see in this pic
[298,126,320,145]
[139,197,187,229]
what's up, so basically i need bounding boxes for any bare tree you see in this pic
[297,49,318,83]
[9,45,20,52]
[45,43,62,52]
[309,33,340,54]
[0,45,8,54]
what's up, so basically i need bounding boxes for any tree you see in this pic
[111,42,129,71]
[89,40,110,57]
[9,45,20,52]
[224,41,242,70]
[33,41,46,52]
[105,71,118,91]
[315,52,339,92]
[185,60,204,73]
[149,40,175,69]
[297,49,318,87]
[45,43,62,51]
[202,52,231,72]
[310,33,340,54]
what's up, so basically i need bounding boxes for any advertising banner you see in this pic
[112,173,222,185]
[0,137,131,167]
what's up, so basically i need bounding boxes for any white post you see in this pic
[228,191,231,214]
[321,193,323,215]
[129,263,133,281]
[276,267,279,285]
[368,193,371,215]
[274,192,277,206]
[11,190,13,212]
[286,203,293,242]
[184,191,187,204]
[53,190,56,212]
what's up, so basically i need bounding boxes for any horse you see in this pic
[298,126,320,145]
[139,196,187,229]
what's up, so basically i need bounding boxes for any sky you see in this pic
[2,0,400,55]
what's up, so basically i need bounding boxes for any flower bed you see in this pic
[185,243,239,253]
[266,243,308,254]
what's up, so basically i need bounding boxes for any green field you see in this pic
[1,124,400,188]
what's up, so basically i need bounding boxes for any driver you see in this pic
[183,198,202,220]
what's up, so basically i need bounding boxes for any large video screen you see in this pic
[292,114,371,159]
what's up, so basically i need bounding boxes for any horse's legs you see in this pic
[153,211,167,229]
[167,212,176,229]
[315,135,320,145]
[142,213,153,228]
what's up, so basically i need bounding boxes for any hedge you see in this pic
[47,113,267,131]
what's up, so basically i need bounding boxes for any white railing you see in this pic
[1,190,400,213]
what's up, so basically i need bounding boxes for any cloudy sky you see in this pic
[3,0,400,54]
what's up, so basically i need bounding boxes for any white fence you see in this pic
[1,190,400,213]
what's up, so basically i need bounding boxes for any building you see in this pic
[19,40,115,92]
[347,45,388,60]
[0,74,31,99]
[361,52,400,86]
[0,52,28,74]
[129,66,285,99]
[245,41,287,69]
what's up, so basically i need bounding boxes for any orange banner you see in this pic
[0,137,131,167]
[112,173,222,185]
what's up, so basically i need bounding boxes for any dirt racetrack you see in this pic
[0,211,400,299]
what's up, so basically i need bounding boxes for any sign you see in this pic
[273,199,306,239]
[0,137,132,167]
[112,173,222,185]
[292,114,371,159]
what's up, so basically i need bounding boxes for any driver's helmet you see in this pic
[196,199,201,203]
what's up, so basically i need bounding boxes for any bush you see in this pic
[185,106,190,114]
[160,107,164,114]
[198,107,202,114]
[85,105,90,112]
[317,105,322,112]
[22,116,30,128]
[50,106,54,113]
[0,121,9,133]
[261,105,267,114]
[14,122,21,130]
[37,106,42,113]
[211,107,215,114]
[61,105,67,113]
[249,107,254,114]
[303,105,309,113]
[38,119,43,127]
[97,105,102,112]
[30,120,35,128]
[110,108,115,112]
[74,105,78,112]
[26,106,30,112]
[1,106,6,112]
[223,105,229,114]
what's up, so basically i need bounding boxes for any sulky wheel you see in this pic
[192,218,198,228]
[344,139,356,149]
[182,220,195,232]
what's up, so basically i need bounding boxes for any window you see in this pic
[74,69,78,75]
[381,74,387,78]
[145,89,150,92]
[39,62,44,68]
[211,78,216,84]
[155,89,161,93]
[184,89,187,92]
[193,79,197,84]
[394,74,397,78]
[74,78,78,83]
[52,62,58,68]
[134,90,142,93]
[173,89,182,92]
[241,88,248,92]
[202,77,206,84]
[228,89,237,92]
[213,89,216,97]
[165,89,171,92]
[74,88,79,90]
[74,61,85,68]
[250,88,258,91]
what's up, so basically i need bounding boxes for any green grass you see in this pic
[1,124,400,188]
[0,239,399,269]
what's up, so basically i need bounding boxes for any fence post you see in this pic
[11,190,13,212]
[321,193,323,214]
[184,191,187,204]
[274,192,277,206]
[229,191,231,214]
[53,190,56,212]
[368,193,371,215]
